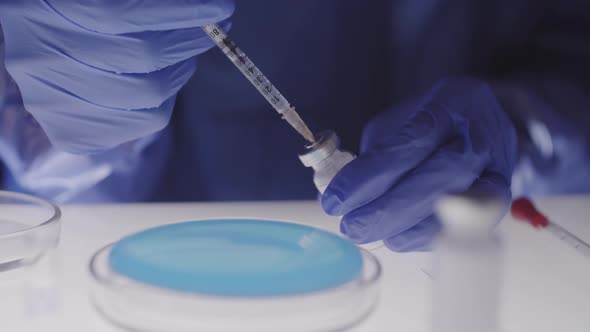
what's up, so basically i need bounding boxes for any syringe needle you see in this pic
[202,24,316,144]
[282,107,316,144]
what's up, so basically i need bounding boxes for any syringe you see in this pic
[511,197,590,259]
[202,24,316,144]
[202,24,371,234]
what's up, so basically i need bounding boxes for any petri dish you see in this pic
[89,219,382,332]
[0,190,61,272]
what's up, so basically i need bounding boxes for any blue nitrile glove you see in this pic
[322,78,519,252]
[0,0,234,154]
[0,46,169,203]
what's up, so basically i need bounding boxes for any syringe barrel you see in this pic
[298,131,355,194]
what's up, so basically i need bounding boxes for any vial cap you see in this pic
[298,130,340,167]
[435,191,506,233]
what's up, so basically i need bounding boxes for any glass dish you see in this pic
[89,219,382,332]
[0,190,61,272]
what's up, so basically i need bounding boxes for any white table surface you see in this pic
[2,197,590,332]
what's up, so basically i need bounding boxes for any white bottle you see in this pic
[431,192,505,332]
[298,130,355,194]
[299,131,383,250]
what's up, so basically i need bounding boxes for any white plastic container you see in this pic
[431,193,505,332]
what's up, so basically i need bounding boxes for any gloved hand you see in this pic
[1,38,169,203]
[322,78,519,252]
[0,0,234,154]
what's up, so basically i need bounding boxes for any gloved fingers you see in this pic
[382,172,510,253]
[322,107,455,216]
[46,0,235,34]
[383,215,441,252]
[2,4,199,111]
[10,50,195,111]
[25,91,176,154]
[425,78,519,178]
[8,48,181,153]
[339,137,486,244]
[358,97,426,151]
[53,20,231,74]
[2,2,229,75]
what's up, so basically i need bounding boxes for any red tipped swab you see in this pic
[511,197,590,259]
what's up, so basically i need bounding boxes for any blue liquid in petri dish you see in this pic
[109,219,363,297]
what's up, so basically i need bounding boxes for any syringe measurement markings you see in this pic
[224,45,283,106]
[214,29,280,99]
[203,23,315,143]
[220,36,262,80]
[207,26,287,110]
[225,46,281,104]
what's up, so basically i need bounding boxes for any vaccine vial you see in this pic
[431,192,505,332]
[298,131,355,194]
[299,131,385,251]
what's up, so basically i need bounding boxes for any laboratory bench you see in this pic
[1,198,589,331]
